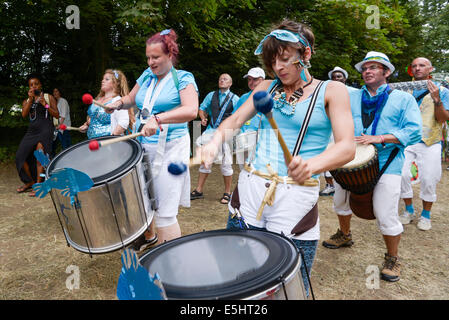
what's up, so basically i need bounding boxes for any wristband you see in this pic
[380,135,386,147]
[152,114,163,132]
[45,104,50,109]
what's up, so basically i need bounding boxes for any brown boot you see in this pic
[322,229,354,249]
[381,253,401,282]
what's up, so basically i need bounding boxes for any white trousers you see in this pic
[333,174,403,236]
[142,134,191,227]
[400,142,442,203]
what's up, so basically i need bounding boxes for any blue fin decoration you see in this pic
[117,248,166,300]
[33,149,50,168]
[32,168,93,201]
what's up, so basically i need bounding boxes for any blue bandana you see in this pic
[254,29,310,55]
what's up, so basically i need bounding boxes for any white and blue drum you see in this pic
[139,229,307,300]
[47,136,156,254]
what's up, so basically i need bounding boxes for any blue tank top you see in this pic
[252,80,332,177]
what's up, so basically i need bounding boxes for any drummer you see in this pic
[199,19,355,296]
[108,29,199,249]
[322,51,422,282]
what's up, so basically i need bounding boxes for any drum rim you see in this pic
[47,136,143,186]
[139,229,300,300]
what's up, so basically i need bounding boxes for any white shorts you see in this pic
[231,170,320,241]
[400,142,442,202]
[333,174,403,236]
[142,134,191,225]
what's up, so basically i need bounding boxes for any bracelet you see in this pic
[45,104,50,109]
[152,114,163,132]
[380,135,386,147]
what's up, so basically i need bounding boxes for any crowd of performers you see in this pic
[15,20,449,296]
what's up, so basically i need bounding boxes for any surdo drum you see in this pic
[139,229,307,300]
[47,136,156,254]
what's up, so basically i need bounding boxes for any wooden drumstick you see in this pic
[88,132,143,151]
[82,93,110,110]
[59,124,82,132]
[253,91,293,164]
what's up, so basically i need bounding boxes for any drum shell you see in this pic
[48,138,155,254]
[330,148,379,195]
[139,229,307,300]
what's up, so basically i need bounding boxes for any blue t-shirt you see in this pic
[252,80,332,177]
[235,90,263,133]
[200,89,240,135]
[134,67,199,144]
[349,85,422,175]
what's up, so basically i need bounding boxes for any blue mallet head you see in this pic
[253,91,274,115]
[167,162,187,175]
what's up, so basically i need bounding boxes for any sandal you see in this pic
[190,189,204,200]
[16,184,33,193]
[220,193,231,204]
[28,190,37,197]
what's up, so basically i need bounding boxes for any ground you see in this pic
[1,161,448,300]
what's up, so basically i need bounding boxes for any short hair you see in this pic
[261,20,315,76]
[146,29,179,65]
[26,73,42,86]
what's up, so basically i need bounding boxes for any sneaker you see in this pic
[129,234,158,252]
[322,229,354,249]
[319,184,335,196]
[417,217,432,231]
[446,165,449,171]
[399,211,416,225]
[381,253,401,282]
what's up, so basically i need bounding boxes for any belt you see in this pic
[243,164,319,220]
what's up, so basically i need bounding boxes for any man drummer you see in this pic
[322,51,422,282]
[190,73,239,204]
[399,57,449,231]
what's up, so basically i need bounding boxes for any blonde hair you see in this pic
[96,69,130,99]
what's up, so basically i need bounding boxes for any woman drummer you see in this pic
[79,69,130,137]
[108,29,199,250]
[198,20,355,296]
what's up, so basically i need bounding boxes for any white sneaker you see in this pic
[417,217,432,231]
[319,184,335,196]
[399,211,415,225]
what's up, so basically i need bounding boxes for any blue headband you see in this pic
[254,29,310,55]
[113,70,119,79]
[160,29,171,36]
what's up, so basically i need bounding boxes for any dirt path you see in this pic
[1,161,448,300]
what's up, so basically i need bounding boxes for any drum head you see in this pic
[47,136,142,185]
[139,229,299,300]
[341,143,376,169]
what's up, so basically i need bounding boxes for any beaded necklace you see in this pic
[273,77,314,116]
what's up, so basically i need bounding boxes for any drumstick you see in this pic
[59,124,82,132]
[253,91,293,163]
[88,132,143,151]
[82,93,110,110]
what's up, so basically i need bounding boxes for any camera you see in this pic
[34,89,41,96]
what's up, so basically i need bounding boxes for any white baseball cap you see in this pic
[355,51,395,73]
[328,66,348,80]
[243,67,266,79]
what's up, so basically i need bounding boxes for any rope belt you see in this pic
[243,164,319,220]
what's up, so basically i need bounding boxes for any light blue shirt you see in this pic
[134,67,199,144]
[349,84,422,175]
[252,80,333,177]
[87,96,120,139]
[200,89,240,134]
[235,90,263,133]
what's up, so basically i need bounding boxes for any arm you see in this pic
[47,95,59,119]
[141,83,198,136]
[288,81,355,183]
[21,89,34,118]
[428,82,449,123]
[111,110,129,135]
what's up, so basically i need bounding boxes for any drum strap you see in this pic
[292,81,324,156]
